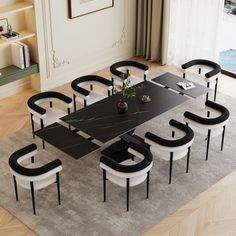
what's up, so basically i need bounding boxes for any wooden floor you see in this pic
[0,58,235,235]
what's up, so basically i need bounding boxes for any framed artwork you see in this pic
[0,18,9,35]
[68,0,114,19]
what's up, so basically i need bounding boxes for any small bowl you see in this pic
[141,95,151,103]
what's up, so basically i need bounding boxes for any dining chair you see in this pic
[9,143,62,215]
[71,75,113,111]
[181,59,221,101]
[27,91,73,148]
[184,100,230,160]
[110,60,149,90]
[145,119,194,184]
[100,142,153,211]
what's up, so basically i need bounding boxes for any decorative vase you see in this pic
[117,98,128,114]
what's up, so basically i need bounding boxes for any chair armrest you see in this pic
[145,126,193,147]
[27,101,46,117]
[127,142,150,159]
[184,111,210,124]
[100,142,152,173]
[9,143,38,164]
[205,70,220,78]
[10,158,62,178]
[54,92,72,104]
[72,85,90,97]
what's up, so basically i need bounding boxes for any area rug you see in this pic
[0,89,235,236]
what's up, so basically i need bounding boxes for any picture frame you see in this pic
[0,18,9,35]
[68,0,114,19]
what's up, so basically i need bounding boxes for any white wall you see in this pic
[34,0,137,91]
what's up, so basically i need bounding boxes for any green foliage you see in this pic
[114,73,144,99]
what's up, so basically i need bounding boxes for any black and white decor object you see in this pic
[27,91,73,148]
[181,59,221,101]
[8,143,62,215]
[11,42,30,69]
[184,100,230,161]
[100,142,153,211]
[110,60,149,89]
[71,75,113,111]
[145,119,194,184]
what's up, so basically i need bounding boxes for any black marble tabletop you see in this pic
[61,81,188,143]
[152,72,209,98]
[35,123,100,159]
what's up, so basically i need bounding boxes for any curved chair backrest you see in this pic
[71,75,112,91]
[181,59,221,79]
[110,60,149,80]
[27,91,72,117]
[100,142,153,178]
[9,143,62,181]
[145,119,194,153]
[184,100,230,133]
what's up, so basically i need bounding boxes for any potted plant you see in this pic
[115,74,144,114]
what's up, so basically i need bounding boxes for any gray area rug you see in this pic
[0,88,236,236]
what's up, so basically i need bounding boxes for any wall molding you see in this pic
[37,0,136,91]
[52,50,70,68]
[112,25,126,48]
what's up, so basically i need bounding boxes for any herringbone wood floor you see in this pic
[1,58,236,235]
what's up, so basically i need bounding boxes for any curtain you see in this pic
[135,0,170,64]
[167,0,224,66]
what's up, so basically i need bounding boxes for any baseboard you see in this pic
[0,78,31,100]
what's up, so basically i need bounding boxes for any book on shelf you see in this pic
[17,42,30,68]
[1,31,20,41]
[11,42,30,69]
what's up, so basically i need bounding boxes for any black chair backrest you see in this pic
[100,142,152,173]
[181,59,221,78]
[9,143,62,176]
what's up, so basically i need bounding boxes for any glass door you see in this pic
[219,0,236,78]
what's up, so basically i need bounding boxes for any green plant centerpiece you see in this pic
[115,73,144,114]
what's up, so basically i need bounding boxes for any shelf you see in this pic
[0,62,39,86]
[0,30,36,46]
[0,2,33,16]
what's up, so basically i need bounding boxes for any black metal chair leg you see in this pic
[126,178,130,211]
[183,73,186,79]
[207,110,210,118]
[30,114,35,139]
[31,156,34,163]
[13,176,19,202]
[56,172,61,205]
[73,94,76,112]
[146,172,150,199]
[186,147,190,173]
[206,130,211,160]
[206,82,210,101]
[103,170,106,202]
[30,182,36,215]
[172,131,175,138]
[40,119,45,149]
[111,78,114,95]
[214,78,218,101]
[42,140,45,149]
[169,152,173,184]
[221,126,226,151]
